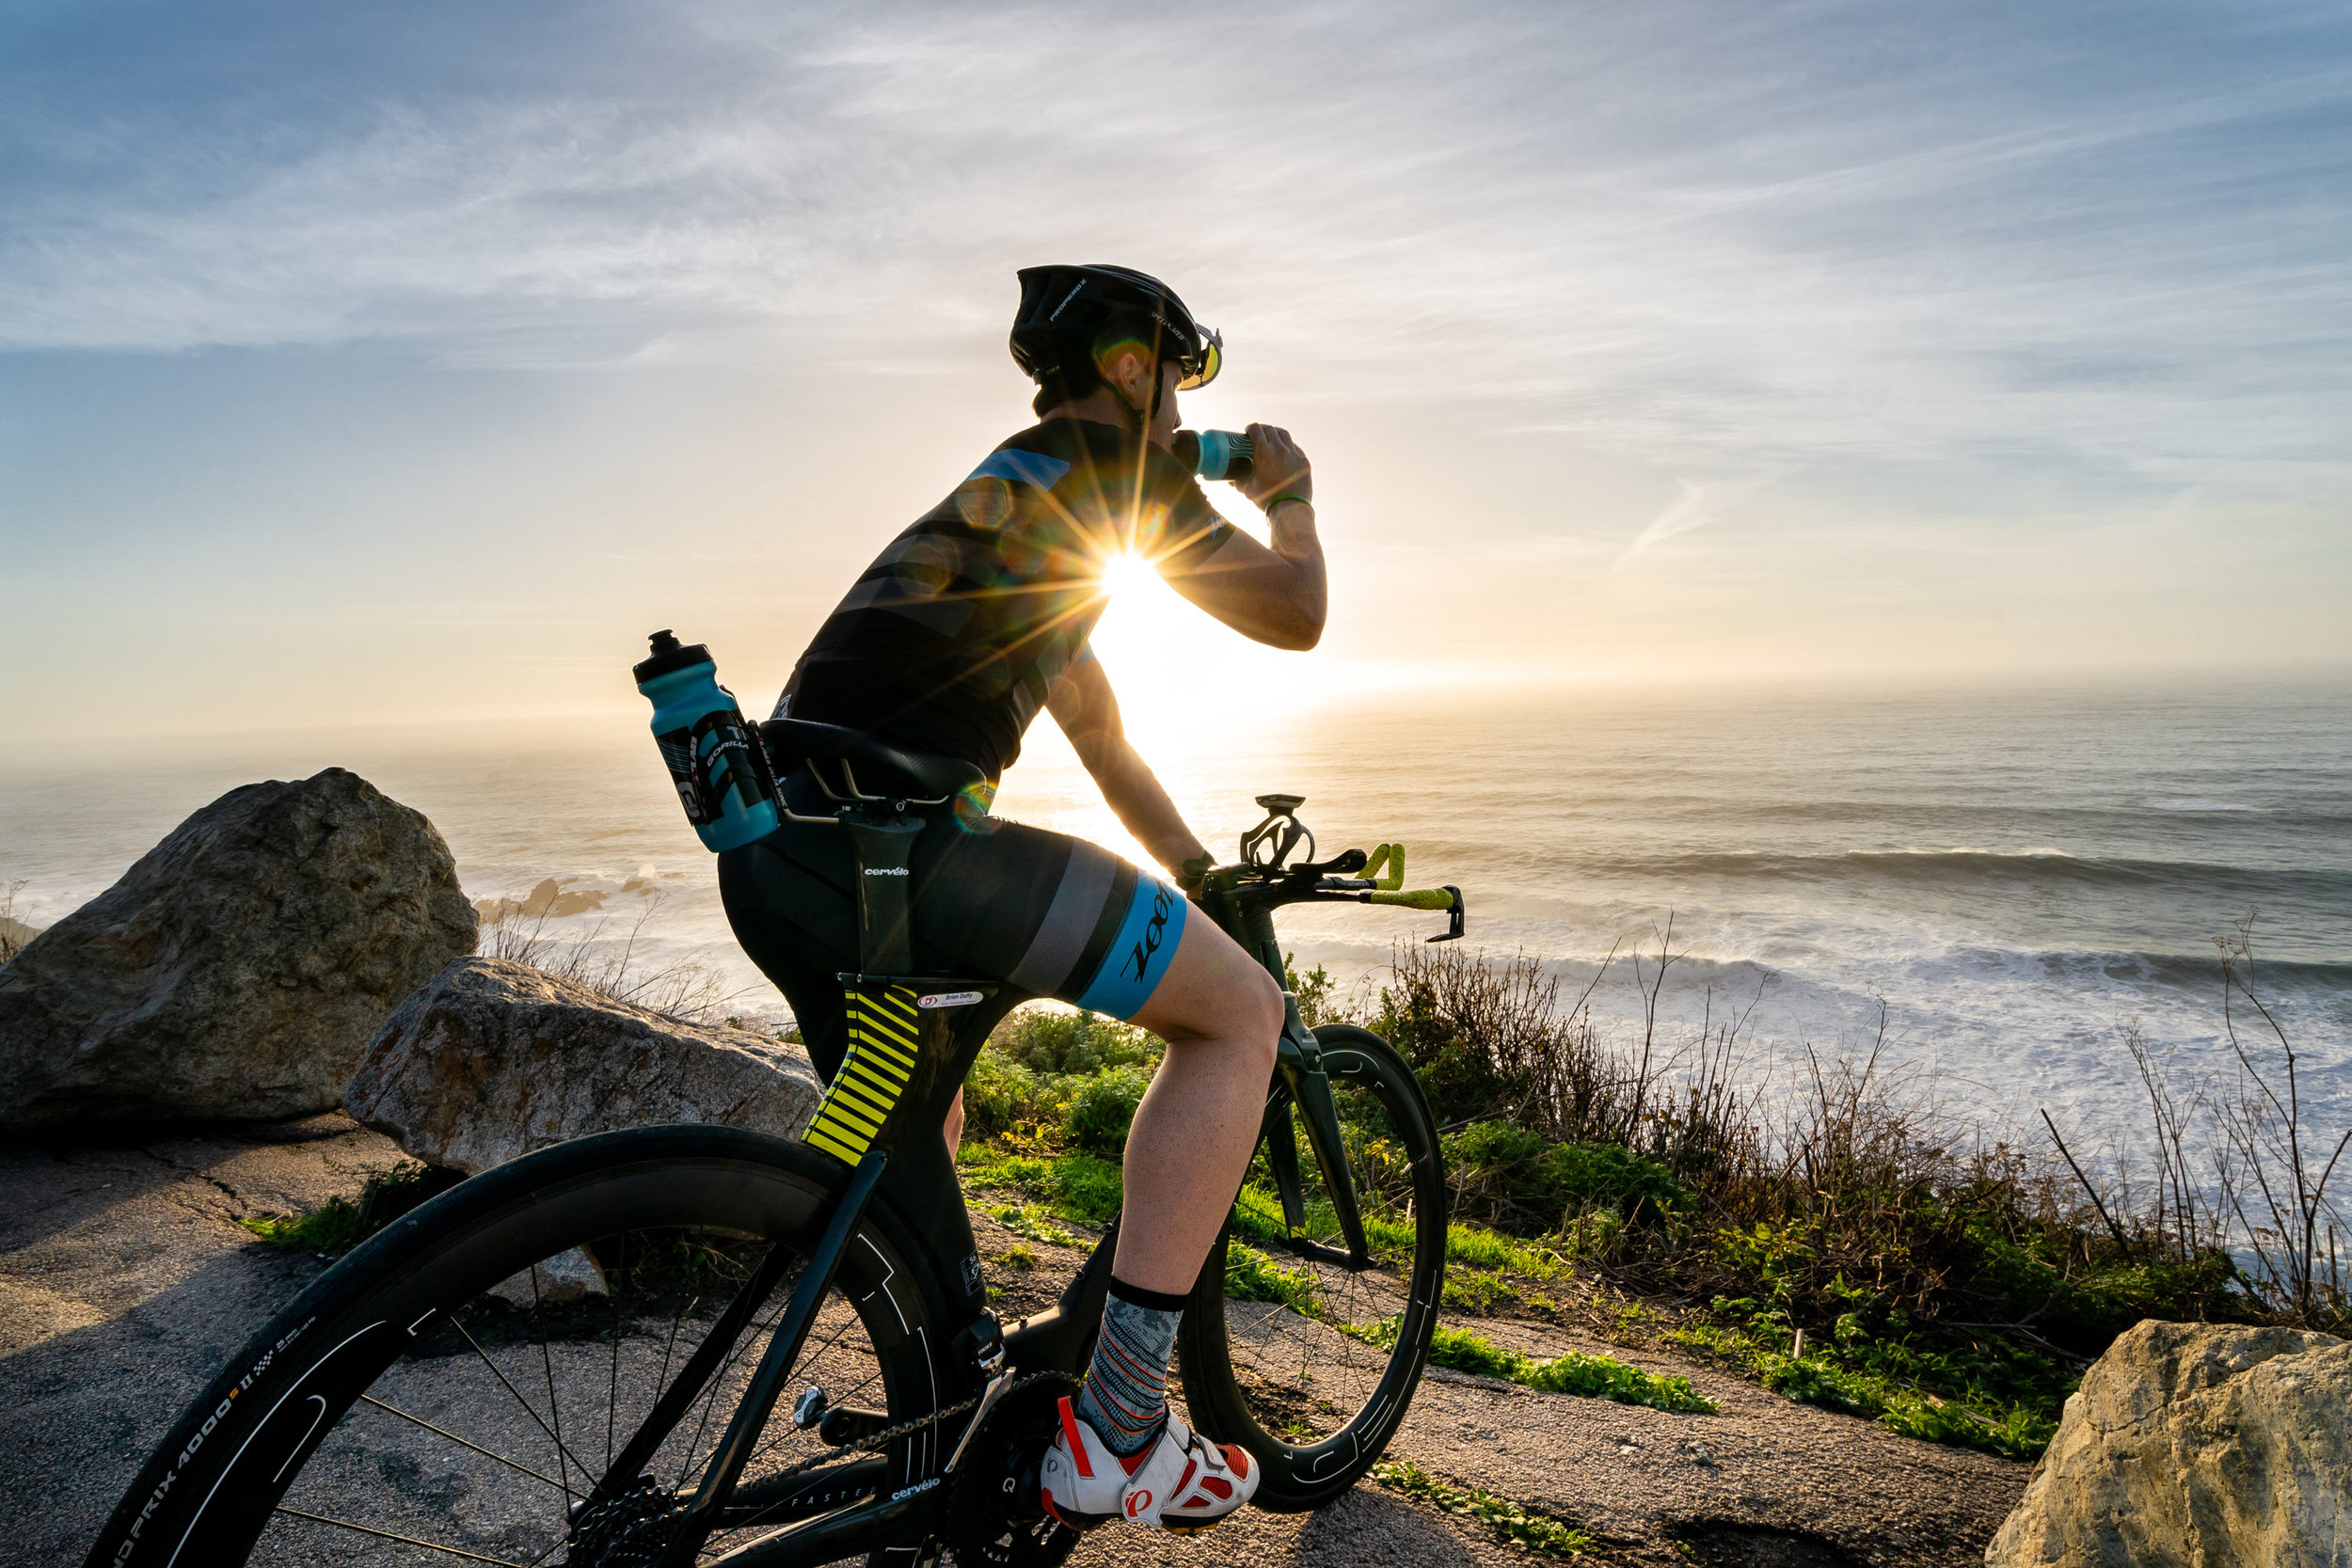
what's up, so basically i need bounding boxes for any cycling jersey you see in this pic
[776,419,1232,781]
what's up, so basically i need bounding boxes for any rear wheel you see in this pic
[1176,1024,1446,1511]
[85,1125,949,1568]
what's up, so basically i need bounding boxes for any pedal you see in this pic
[792,1386,828,1431]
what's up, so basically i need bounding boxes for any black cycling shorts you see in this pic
[718,772,1188,1084]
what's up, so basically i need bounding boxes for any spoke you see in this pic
[273,1506,529,1565]
[358,1395,567,1491]
[674,1286,793,1490]
[530,1266,581,1508]
[450,1315,597,1492]
[608,1239,624,1475]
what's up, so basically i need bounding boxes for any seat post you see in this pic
[840,815,922,974]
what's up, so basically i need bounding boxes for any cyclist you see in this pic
[718,264,1327,1532]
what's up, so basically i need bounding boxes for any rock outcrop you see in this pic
[0,769,477,1132]
[1985,1319,2350,1568]
[345,957,823,1176]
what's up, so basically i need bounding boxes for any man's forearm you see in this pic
[1096,741,1209,874]
[1263,498,1327,640]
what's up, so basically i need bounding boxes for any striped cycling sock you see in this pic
[1073,1276,1185,1458]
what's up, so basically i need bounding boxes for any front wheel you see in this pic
[1176,1023,1446,1511]
[85,1125,951,1568]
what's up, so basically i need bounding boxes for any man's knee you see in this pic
[1236,966,1283,1067]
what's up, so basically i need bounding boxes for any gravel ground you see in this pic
[0,1117,2027,1567]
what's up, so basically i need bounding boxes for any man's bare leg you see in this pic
[1115,915,1285,1294]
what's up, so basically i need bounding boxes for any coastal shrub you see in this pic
[1444,1121,1692,1236]
[961,1051,1053,1142]
[987,1006,1159,1077]
[1062,1067,1152,1155]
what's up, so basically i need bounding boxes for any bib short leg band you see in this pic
[717,779,1187,1083]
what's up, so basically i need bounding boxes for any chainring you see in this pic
[941,1373,1086,1568]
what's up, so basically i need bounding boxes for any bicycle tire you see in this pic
[1176,1022,1446,1512]
[84,1124,952,1568]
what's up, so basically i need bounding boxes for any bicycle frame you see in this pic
[628,795,1460,1566]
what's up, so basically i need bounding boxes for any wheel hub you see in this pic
[565,1477,691,1568]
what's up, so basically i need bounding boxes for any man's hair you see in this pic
[1029,311,1167,417]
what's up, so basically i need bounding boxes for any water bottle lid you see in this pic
[633,627,713,684]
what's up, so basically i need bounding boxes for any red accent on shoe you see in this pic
[1057,1397,1093,1480]
[1172,1457,1199,1499]
[1041,1491,1066,1526]
[1219,1444,1253,1477]
[1198,1475,1233,1500]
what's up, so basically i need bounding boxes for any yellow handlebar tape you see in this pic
[1360,843,1406,891]
[1367,887,1455,911]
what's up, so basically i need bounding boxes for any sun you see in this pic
[1086,551,1199,751]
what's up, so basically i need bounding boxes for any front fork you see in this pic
[1231,897,1371,1266]
[1267,1000,1372,1263]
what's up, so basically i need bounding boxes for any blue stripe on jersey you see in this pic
[1073,874,1187,1021]
[969,449,1073,489]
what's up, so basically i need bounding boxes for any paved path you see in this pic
[0,1118,2026,1567]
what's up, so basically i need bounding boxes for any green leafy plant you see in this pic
[1372,1462,1597,1559]
[239,1161,451,1256]
[985,1203,1082,1248]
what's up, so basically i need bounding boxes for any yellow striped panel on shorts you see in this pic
[803,984,922,1164]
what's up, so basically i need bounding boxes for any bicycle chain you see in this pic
[766,1369,1072,1487]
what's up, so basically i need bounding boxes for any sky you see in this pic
[3,0,2349,742]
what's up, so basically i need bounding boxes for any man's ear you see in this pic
[1099,346,1151,406]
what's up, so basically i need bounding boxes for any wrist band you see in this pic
[1265,492,1313,514]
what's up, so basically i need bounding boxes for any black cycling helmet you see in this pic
[1009,263,1222,390]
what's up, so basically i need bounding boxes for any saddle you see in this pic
[759,718,988,806]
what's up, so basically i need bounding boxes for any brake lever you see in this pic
[1429,887,1465,943]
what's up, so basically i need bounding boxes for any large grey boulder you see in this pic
[1986,1319,2351,1568]
[0,768,477,1132]
[345,957,823,1175]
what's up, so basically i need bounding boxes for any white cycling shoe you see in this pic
[1040,1395,1259,1532]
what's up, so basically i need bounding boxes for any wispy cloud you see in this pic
[1615,470,1796,569]
[2,0,2348,493]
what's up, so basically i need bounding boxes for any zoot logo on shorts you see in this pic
[1121,882,1174,982]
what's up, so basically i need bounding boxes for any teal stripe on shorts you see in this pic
[1073,875,1186,1021]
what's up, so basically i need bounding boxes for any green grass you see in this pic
[238,1161,446,1255]
[984,1203,1082,1248]
[1373,1461,1597,1559]
[1663,1309,2058,1459]
[1346,1315,1717,1414]
[1223,1241,1329,1318]
[956,1146,1124,1225]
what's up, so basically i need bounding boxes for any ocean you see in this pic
[5,674,2347,1149]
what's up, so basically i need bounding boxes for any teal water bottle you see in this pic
[632,629,781,851]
